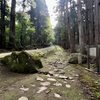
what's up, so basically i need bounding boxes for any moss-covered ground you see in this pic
[0,45,99,100]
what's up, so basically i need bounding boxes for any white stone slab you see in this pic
[18,96,28,100]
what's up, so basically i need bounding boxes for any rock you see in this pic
[33,87,40,93]
[69,57,78,64]
[66,84,71,88]
[31,83,36,87]
[62,81,67,83]
[1,51,43,73]
[73,74,79,77]
[58,75,68,79]
[58,70,65,74]
[53,74,59,77]
[48,71,54,75]
[57,64,64,69]
[18,96,28,100]
[36,77,44,81]
[53,82,62,86]
[46,74,51,77]
[68,77,73,80]
[54,69,59,72]
[68,53,87,64]
[20,85,29,92]
[47,78,57,81]
[45,89,51,94]
[54,93,62,98]
[37,86,47,93]
[40,82,50,86]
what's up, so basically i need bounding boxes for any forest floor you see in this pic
[0,46,100,100]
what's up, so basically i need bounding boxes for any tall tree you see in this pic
[9,0,16,49]
[88,0,94,45]
[66,0,75,52]
[0,0,6,48]
[95,0,100,44]
[77,0,85,54]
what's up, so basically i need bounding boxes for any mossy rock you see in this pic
[68,53,87,64]
[1,51,43,73]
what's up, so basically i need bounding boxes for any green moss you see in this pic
[68,53,87,64]
[30,45,65,58]
[77,65,100,100]
[31,53,43,69]
[1,51,43,73]
[96,92,100,99]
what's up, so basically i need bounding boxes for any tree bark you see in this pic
[9,0,16,49]
[66,0,75,53]
[95,0,100,44]
[77,0,85,54]
[88,0,94,45]
[85,0,89,44]
[1,0,6,48]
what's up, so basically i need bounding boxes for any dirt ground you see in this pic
[0,47,97,100]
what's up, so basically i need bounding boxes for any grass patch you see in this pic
[77,65,100,100]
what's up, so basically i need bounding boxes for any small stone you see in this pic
[66,84,71,88]
[49,71,54,75]
[58,75,68,79]
[74,74,79,77]
[68,77,73,80]
[40,82,50,86]
[47,78,57,81]
[37,86,47,93]
[53,74,59,77]
[45,89,51,94]
[58,70,65,74]
[36,77,44,81]
[54,93,62,98]
[18,96,28,100]
[95,81,99,84]
[53,82,62,86]
[31,83,36,87]
[54,69,59,72]
[57,64,64,69]
[33,87,40,93]
[46,74,51,77]
[62,81,67,84]
[20,86,29,92]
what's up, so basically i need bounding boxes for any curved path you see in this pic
[0,46,55,58]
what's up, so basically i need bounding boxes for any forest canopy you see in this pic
[0,0,55,50]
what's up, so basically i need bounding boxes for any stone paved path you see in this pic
[0,48,89,100]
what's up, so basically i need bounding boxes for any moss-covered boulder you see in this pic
[1,51,43,73]
[68,53,87,64]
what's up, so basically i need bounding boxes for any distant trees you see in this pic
[54,0,100,54]
[0,0,54,50]
[29,0,54,46]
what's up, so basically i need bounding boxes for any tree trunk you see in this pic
[66,0,75,53]
[1,0,6,49]
[9,0,16,49]
[85,0,89,45]
[77,0,85,54]
[95,0,100,44]
[88,0,94,45]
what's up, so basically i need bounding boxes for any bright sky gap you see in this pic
[45,0,57,28]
